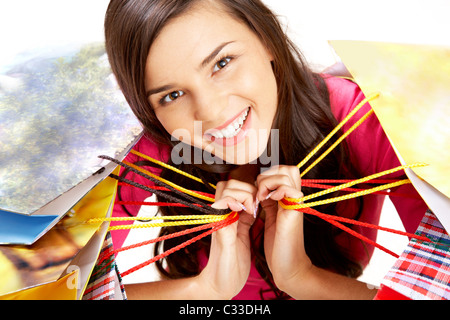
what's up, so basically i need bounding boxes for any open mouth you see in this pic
[204,107,251,147]
[209,107,250,139]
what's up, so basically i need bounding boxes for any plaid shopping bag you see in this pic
[83,233,126,300]
[376,210,450,300]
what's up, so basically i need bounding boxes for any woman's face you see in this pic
[145,2,278,165]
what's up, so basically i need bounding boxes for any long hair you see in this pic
[105,0,364,299]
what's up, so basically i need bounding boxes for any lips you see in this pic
[204,107,251,146]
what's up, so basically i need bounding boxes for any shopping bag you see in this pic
[0,41,142,245]
[0,270,79,300]
[0,3,141,299]
[0,166,118,299]
[331,41,450,299]
[330,40,450,232]
[82,233,127,300]
[375,210,450,300]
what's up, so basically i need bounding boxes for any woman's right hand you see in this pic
[196,179,257,299]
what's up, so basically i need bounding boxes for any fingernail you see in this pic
[240,203,247,212]
[253,199,260,218]
[265,191,275,200]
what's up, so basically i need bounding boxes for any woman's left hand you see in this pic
[255,165,312,292]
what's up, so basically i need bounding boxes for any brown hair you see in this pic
[105,0,364,299]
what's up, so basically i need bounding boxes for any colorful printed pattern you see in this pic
[381,210,450,300]
[82,233,126,300]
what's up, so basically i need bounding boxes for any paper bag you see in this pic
[330,40,450,233]
[0,167,118,299]
[0,42,142,245]
[331,41,450,300]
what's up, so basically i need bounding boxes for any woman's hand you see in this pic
[197,179,257,299]
[255,165,313,292]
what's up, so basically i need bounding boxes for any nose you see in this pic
[192,86,228,122]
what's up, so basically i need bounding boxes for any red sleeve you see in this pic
[326,76,427,234]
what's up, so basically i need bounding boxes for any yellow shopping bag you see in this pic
[0,270,79,300]
[331,40,450,233]
[0,167,119,299]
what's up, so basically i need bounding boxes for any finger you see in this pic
[219,179,258,197]
[259,165,301,187]
[274,185,303,201]
[214,180,227,200]
[212,193,256,217]
[211,196,247,212]
[256,175,302,202]
[213,180,257,215]
[256,166,301,200]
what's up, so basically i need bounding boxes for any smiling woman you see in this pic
[104,0,428,300]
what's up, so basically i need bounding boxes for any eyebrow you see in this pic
[199,41,234,69]
[146,41,235,98]
[146,84,176,97]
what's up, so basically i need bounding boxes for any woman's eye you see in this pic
[161,90,184,104]
[213,57,232,72]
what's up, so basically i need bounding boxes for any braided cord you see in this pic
[123,160,215,203]
[130,149,216,190]
[301,109,374,177]
[297,92,380,169]
[92,90,433,269]
[282,179,411,210]
[291,163,427,204]
[107,217,228,231]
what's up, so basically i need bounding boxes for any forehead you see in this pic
[145,3,256,82]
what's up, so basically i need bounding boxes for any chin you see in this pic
[201,134,272,166]
[216,149,263,166]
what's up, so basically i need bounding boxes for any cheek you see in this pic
[155,112,174,132]
[237,60,277,109]
[155,111,189,138]
[156,110,205,148]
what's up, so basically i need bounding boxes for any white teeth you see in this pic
[210,108,249,139]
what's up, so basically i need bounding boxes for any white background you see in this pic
[2,0,449,70]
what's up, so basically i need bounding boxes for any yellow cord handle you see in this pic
[107,217,228,231]
[281,179,412,210]
[297,92,380,170]
[301,109,375,177]
[87,214,228,223]
[131,149,217,190]
[87,214,232,231]
[295,163,428,203]
[123,160,215,203]
[93,91,427,231]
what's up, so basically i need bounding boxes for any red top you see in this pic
[111,76,427,299]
